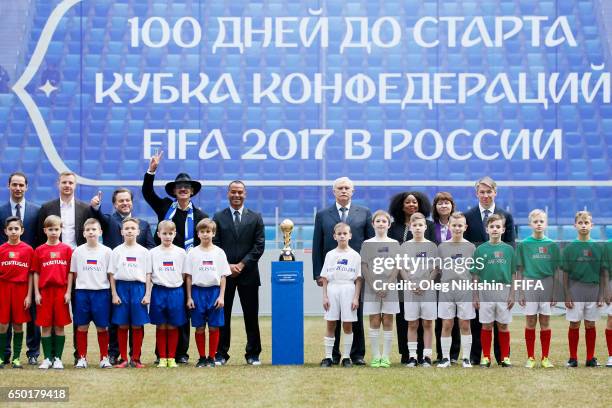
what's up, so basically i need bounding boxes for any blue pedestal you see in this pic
[271,261,304,365]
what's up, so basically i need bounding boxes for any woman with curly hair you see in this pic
[388,191,435,365]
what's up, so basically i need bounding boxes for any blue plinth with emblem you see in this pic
[271,261,304,365]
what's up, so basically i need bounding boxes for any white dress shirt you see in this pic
[60,197,77,248]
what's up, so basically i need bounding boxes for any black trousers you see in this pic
[470,310,506,364]
[217,279,261,361]
[396,302,424,362]
[3,303,40,362]
[332,300,365,362]
[435,317,462,361]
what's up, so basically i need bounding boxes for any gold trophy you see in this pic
[279,219,296,261]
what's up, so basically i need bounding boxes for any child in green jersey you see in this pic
[562,211,605,368]
[516,209,560,368]
[471,214,515,368]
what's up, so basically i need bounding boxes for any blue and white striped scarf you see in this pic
[164,201,194,250]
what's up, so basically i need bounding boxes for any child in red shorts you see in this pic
[33,215,73,369]
[0,216,34,368]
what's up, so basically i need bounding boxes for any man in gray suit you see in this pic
[312,177,374,365]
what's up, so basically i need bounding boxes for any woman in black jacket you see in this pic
[388,191,434,365]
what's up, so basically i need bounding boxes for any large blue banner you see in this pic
[1,0,610,225]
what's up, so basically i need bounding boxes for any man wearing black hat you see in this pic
[142,150,208,364]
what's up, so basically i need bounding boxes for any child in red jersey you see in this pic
[0,216,34,369]
[33,215,73,370]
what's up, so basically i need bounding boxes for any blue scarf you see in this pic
[164,201,194,251]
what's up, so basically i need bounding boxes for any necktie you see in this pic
[483,209,490,224]
[15,203,21,220]
[340,207,348,222]
[234,210,241,226]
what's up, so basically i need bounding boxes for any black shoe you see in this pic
[214,355,227,366]
[154,358,160,365]
[0,363,3,369]
[207,357,216,367]
[566,358,578,368]
[196,357,208,368]
[585,357,600,367]
[400,354,409,365]
[176,356,189,364]
[341,358,352,368]
[320,358,332,368]
[405,357,418,367]
[109,355,118,366]
[246,356,261,366]
[27,356,38,365]
[331,357,340,365]
[352,357,366,366]
[422,357,432,367]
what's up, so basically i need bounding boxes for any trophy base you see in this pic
[279,249,295,261]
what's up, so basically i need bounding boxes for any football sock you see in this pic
[132,327,144,361]
[12,331,23,361]
[441,336,452,360]
[606,329,612,356]
[208,329,220,359]
[167,328,179,359]
[156,327,167,359]
[408,342,417,359]
[525,328,536,358]
[423,348,432,359]
[54,335,65,360]
[324,336,335,359]
[382,330,393,359]
[195,331,206,358]
[481,328,492,359]
[118,328,128,361]
[369,328,380,359]
[41,335,53,360]
[0,333,7,363]
[97,330,109,360]
[460,334,472,360]
[540,329,551,359]
[499,331,510,359]
[342,333,353,359]
[585,327,596,361]
[568,327,579,360]
[76,330,88,359]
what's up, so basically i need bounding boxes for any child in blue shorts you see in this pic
[109,217,152,368]
[185,219,231,368]
[148,220,187,368]
[69,218,113,369]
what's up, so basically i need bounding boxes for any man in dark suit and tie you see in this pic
[312,177,375,365]
[464,176,516,365]
[37,171,94,363]
[0,172,40,365]
[90,187,156,364]
[213,181,265,365]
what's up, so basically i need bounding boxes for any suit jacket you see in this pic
[464,205,516,247]
[388,219,436,244]
[212,207,265,287]
[37,198,93,247]
[0,201,40,246]
[91,207,156,249]
[142,172,208,248]
[312,203,375,280]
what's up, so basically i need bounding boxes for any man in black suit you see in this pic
[142,150,208,364]
[464,176,516,365]
[90,187,156,364]
[0,172,40,365]
[312,177,375,365]
[213,181,265,365]
[37,171,94,362]
[37,171,93,248]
